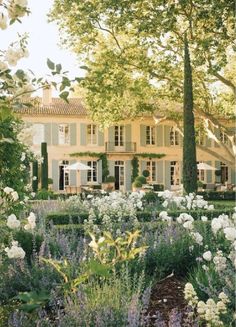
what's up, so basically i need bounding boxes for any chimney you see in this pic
[42,86,52,105]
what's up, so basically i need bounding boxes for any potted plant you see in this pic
[197,180,204,191]
[102,176,115,192]
[132,180,143,192]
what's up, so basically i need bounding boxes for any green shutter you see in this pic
[98,128,104,146]
[140,161,146,175]
[215,161,221,183]
[108,160,115,177]
[97,160,102,183]
[156,161,164,184]
[156,125,163,146]
[70,123,77,146]
[164,161,171,190]
[231,168,236,185]
[125,124,132,151]
[214,127,220,147]
[69,160,77,186]
[80,160,87,185]
[206,161,212,183]
[125,160,132,191]
[164,126,171,146]
[80,123,87,146]
[44,123,51,145]
[140,125,146,146]
[52,160,59,191]
[108,127,115,151]
[52,123,58,145]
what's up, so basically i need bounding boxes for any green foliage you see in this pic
[152,184,164,192]
[197,191,236,201]
[32,160,38,193]
[70,151,104,158]
[183,36,197,194]
[136,153,166,159]
[142,169,150,178]
[131,156,139,183]
[0,115,34,195]
[135,175,146,185]
[105,176,115,183]
[46,212,89,226]
[100,153,109,182]
[132,180,142,188]
[36,189,55,200]
[41,142,48,190]
[14,290,50,313]
[13,230,44,262]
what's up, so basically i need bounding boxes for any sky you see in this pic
[0,0,82,95]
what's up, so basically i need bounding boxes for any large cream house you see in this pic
[17,89,236,193]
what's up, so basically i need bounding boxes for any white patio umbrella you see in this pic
[64,162,94,171]
[197,162,217,171]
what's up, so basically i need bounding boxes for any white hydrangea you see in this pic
[191,232,203,245]
[224,227,236,242]
[213,251,227,272]
[203,251,212,261]
[5,241,25,259]
[183,220,194,230]
[3,186,14,194]
[24,212,36,230]
[7,214,20,229]
[11,191,19,201]
[201,216,208,222]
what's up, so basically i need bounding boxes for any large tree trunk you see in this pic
[183,35,197,194]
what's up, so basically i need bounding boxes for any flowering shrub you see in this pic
[159,190,214,211]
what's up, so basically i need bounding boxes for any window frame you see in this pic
[58,123,70,145]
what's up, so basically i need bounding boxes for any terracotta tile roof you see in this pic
[14,97,87,116]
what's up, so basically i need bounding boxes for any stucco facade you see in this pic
[17,92,236,193]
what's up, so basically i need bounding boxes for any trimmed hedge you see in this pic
[46,207,234,226]
[45,212,89,226]
[197,191,236,201]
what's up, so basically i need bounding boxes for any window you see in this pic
[58,124,69,145]
[146,161,156,182]
[114,125,124,146]
[197,161,206,183]
[170,127,179,146]
[87,161,97,182]
[170,161,180,185]
[146,126,155,145]
[220,132,228,144]
[33,124,44,145]
[87,124,97,145]
[220,162,228,184]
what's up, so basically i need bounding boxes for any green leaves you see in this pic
[47,58,55,70]
[14,291,50,313]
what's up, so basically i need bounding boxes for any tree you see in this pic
[183,36,197,193]
[41,142,48,190]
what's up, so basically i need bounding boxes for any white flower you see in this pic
[3,186,14,194]
[11,191,19,201]
[159,211,168,218]
[5,241,25,259]
[192,232,203,245]
[7,214,20,229]
[32,176,37,181]
[224,227,236,241]
[218,292,229,304]
[201,216,208,222]
[203,251,212,261]
[24,212,36,230]
[183,221,193,230]
[208,204,214,210]
[211,218,222,234]
[0,14,7,30]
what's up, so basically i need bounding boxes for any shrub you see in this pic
[133,180,142,188]
[142,170,150,178]
[45,212,89,226]
[36,189,56,200]
[142,191,159,204]
[135,175,146,185]
[152,184,164,191]
[197,191,236,201]
[105,176,115,183]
